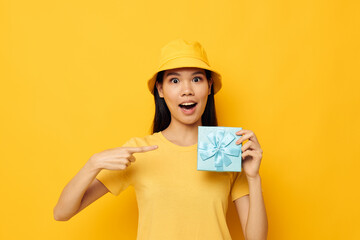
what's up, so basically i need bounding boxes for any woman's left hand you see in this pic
[235,129,263,179]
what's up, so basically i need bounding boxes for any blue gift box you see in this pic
[197,126,242,172]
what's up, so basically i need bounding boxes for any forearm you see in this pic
[245,174,268,240]
[53,160,100,221]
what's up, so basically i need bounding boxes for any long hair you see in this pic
[152,69,218,133]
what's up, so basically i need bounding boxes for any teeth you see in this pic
[180,102,196,106]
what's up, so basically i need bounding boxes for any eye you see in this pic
[170,78,179,83]
[193,77,202,82]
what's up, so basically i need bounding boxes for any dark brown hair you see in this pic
[151,69,218,133]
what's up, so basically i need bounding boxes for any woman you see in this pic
[53,39,268,239]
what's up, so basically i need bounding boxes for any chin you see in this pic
[176,116,202,126]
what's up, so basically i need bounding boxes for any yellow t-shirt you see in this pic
[96,131,249,240]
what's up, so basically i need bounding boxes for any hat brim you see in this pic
[147,57,222,95]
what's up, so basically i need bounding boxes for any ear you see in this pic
[208,78,213,95]
[155,81,164,98]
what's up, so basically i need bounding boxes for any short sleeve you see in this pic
[96,138,136,196]
[230,171,250,201]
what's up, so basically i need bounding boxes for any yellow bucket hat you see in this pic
[147,39,222,95]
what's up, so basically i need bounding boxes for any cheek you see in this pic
[164,98,177,109]
[162,89,178,109]
[163,84,177,96]
[198,87,210,101]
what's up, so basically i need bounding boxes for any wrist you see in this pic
[246,174,261,182]
[84,157,102,175]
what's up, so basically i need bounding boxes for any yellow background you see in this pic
[1,0,359,239]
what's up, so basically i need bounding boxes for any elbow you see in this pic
[244,230,268,240]
[245,236,267,240]
[245,237,267,240]
[245,233,268,240]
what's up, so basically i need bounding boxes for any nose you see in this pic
[180,81,194,96]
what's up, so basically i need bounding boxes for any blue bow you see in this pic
[198,130,241,171]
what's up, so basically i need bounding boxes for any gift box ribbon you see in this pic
[198,129,241,171]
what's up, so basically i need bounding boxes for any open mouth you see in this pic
[179,102,197,110]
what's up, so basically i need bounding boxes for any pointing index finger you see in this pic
[126,145,158,153]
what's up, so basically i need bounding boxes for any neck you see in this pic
[161,118,202,146]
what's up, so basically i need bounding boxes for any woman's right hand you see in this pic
[53,145,158,221]
[88,145,158,171]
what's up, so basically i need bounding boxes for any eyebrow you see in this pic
[165,71,205,77]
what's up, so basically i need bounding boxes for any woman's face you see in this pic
[156,67,213,126]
